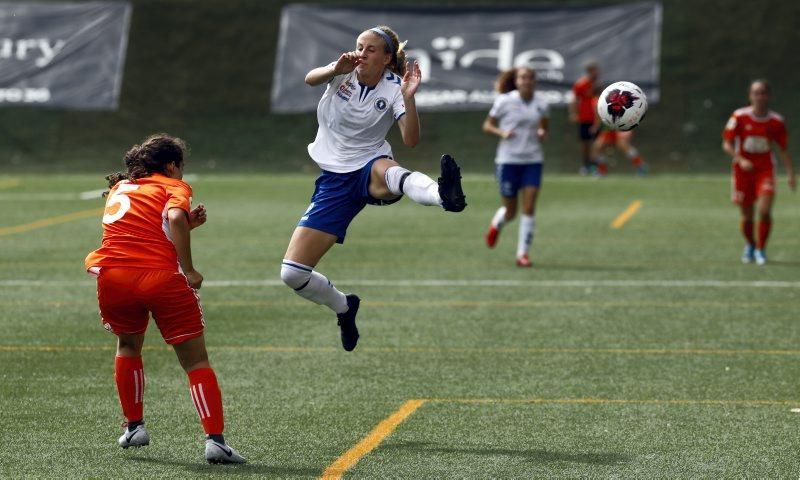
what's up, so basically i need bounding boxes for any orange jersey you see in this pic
[85,173,192,271]
[572,76,596,123]
[723,107,787,169]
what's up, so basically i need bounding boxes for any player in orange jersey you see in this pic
[85,134,246,464]
[569,61,600,175]
[591,128,649,177]
[722,80,796,265]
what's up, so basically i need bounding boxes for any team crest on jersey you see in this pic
[374,97,388,112]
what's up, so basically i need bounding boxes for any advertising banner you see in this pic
[272,3,661,112]
[0,2,132,109]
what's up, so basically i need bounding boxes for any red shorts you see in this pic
[600,130,618,144]
[732,165,775,206]
[93,267,205,344]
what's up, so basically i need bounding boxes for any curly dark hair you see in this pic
[370,25,407,77]
[494,67,536,94]
[105,134,188,194]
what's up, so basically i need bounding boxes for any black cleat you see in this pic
[438,154,467,212]
[337,295,360,351]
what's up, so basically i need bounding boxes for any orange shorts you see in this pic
[93,267,205,344]
[600,130,618,144]
[732,165,775,206]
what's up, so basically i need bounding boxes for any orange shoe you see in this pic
[486,226,500,248]
[516,254,532,267]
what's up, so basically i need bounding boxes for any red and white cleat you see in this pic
[485,226,500,248]
[516,254,532,268]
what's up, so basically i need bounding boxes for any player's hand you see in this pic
[401,61,422,98]
[737,157,753,171]
[537,128,547,141]
[333,52,361,75]
[568,112,578,124]
[184,269,203,289]
[188,204,207,229]
[501,130,515,139]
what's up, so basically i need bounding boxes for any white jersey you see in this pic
[308,67,406,173]
[488,90,549,165]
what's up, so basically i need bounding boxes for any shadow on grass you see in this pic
[126,456,320,477]
[382,441,631,466]
[764,260,800,267]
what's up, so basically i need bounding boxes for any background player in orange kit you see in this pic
[569,61,600,175]
[722,80,796,265]
[85,134,246,464]
[591,128,649,177]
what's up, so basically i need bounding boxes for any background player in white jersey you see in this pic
[280,25,466,351]
[482,67,549,267]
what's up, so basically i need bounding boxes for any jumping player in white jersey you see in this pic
[280,25,466,351]
[483,67,549,267]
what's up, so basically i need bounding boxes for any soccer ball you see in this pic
[597,81,648,131]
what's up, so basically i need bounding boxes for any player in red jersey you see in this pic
[722,80,796,265]
[569,61,600,175]
[85,134,246,463]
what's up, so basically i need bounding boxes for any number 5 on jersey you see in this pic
[103,183,140,224]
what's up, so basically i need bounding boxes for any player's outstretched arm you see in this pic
[168,207,203,289]
[398,61,421,147]
[188,203,207,229]
[722,139,752,171]
[777,147,796,191]
[305,52,361,86]
[482,115,513,139]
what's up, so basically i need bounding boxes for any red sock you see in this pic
[757,218,772,250]
[115,355,144,423]
[597,163,609,175]
[741,220,755,246]
[631,155,643,167]
[188,368,225,435]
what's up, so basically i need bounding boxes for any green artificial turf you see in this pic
[1,173,798,478]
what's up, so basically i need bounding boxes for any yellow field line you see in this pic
[320,400,426,480]
[4,344,800,357]
[0,179,21,190]
[611,200,642,229]
[430,397,797,407]
[0,207,102,237]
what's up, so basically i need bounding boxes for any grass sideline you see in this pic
[1,173,799,478]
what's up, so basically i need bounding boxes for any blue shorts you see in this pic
[297,157,399,244]
[496,163,543,198]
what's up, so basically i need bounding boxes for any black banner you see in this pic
[272,3,661,112]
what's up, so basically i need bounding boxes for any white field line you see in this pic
[0,178,198,202]
[79,188,107,200]
[0,193,81,201]
[2,279,800,288]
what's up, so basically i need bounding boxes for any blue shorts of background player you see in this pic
[496,163,543,198]
[298,156,400,244]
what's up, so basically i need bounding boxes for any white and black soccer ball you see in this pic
[596,81,648,131]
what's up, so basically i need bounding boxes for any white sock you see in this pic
[626,146,639,161]
[517,215,535,258]
[491,206,507,230]
[280,260,348,313]
[385,166,441,206]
